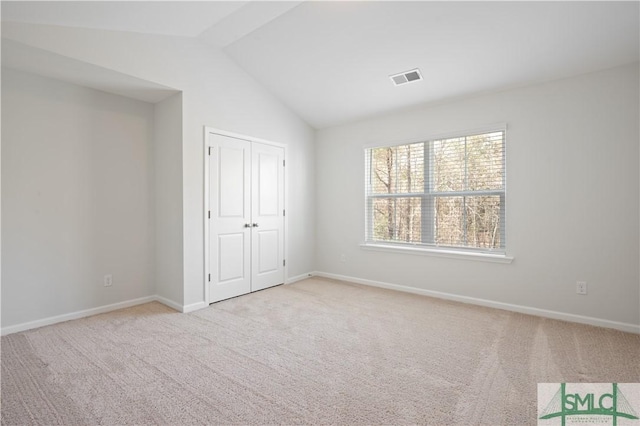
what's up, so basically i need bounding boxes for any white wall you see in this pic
[154,93,184,306]
[2,22,316,309]
[316,63,640,327]
[1,69,155,326]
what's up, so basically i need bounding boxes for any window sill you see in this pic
[359,243,514,264]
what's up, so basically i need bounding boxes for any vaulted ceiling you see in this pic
[3,1,639,129]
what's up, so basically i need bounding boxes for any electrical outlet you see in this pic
[104,274,113,287]
[576,281,587,295]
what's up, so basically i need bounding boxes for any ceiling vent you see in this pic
[390,69,422,86]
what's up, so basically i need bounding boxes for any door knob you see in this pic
[252,223,259,227]
[244,223,251,228]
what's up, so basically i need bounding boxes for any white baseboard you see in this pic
[1,295,212,336]
[1,296,156,336]
[154,295,183,312]
[314,271,640,334]
[182,301,208,313]
[6,273,635,335]
[286,272,315,285]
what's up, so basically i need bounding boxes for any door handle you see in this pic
[244,223,251,228]
[252,223,259,227]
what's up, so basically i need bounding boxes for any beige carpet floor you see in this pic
[2,277,639,425]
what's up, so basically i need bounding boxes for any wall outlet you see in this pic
[104,274,113,287]
[576,281,587,295]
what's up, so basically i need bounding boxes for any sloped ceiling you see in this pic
[2,38,179,103]
[2,1,639,129]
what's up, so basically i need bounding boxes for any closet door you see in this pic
[207,132,285,303]
[251,142,285,292]
[209,134,251,303]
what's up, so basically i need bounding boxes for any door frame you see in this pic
[203,127,288,304]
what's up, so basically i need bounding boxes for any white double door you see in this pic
[208,133,285,303]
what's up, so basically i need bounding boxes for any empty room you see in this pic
[1,1,639,425]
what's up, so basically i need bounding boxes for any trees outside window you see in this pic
[365,130,505,252]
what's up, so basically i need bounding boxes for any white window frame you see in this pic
[362,125,513,263]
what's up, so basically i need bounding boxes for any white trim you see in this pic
[363,123,507,149]
[283,145,290,287]
[1,296,156,336]
[313,271,640,334]
[203,127,211,305]
[286,272,315,284]
[364,126,507,254]
[155,297,207,314]
[3,275,636,336]
[204,127,287,149]
[1,295,212,336]
[360,243,514,264]
[183,301,208,313]
[203,126,288,305]
[154,295,183,312]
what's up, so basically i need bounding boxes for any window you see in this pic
[365,129,505,254]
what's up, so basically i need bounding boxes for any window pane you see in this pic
[467,132,504,190]
[465,196,501,249]
[365,129,505,252]
[396,144,425,193]
[435,196,464,246]
[370,147,395,194]
[370,144,424,194]
[396,197,422,242]
[433,137,465,192]
[372,197,421,243]
[372,198,393,241]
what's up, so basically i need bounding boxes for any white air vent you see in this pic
[390,69,422,86]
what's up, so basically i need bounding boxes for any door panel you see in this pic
[218,233,246,282]
[257,152,279,216]
[209,134,251,303]
[257,230,279,274]
[219,147,246,217]
[251,142,285,292]
[207,133,284,303]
